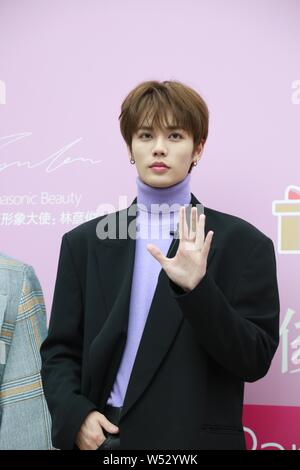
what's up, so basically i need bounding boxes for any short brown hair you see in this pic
[118,80,209,158]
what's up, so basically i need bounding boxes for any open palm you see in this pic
[147,206,214,292]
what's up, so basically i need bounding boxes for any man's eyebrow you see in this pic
[138,125,184,131]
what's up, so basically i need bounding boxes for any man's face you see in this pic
[128,118,204,188]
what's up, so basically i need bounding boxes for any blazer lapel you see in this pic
[89,200,138,405]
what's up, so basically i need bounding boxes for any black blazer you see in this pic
[40,193,280,450]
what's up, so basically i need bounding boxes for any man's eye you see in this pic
[171,133,183,139]
[139,132,183,139]
[140,133,151,138]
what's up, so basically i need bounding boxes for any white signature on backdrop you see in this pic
[0,80,5,104]
[280,308,300,374]
[244,427,300,450]
[291,80,300,104]
[0,133,102,173]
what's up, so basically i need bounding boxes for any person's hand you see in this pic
[75,410,119,450]
[147,206,214,292]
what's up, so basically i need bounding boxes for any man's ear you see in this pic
[127,145,132,162]
[193,139,205,163]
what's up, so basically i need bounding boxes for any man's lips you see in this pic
[149,165,170,173]
[149,163,170,168]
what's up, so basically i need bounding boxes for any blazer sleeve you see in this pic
[169,236,280,382]
[0,265,52,450]
[40,234,98,450]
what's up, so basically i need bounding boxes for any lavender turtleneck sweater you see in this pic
[106,173,192,407]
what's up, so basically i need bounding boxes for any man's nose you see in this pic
[152,137,167,155]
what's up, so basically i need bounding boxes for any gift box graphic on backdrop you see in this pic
[272,186,300,254]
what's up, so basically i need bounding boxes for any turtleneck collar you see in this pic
[136,173,192,214]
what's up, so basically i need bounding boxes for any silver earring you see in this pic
[130,158,135,164]
[193,160,198,166]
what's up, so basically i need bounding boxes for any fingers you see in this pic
[179,206,189,240]
[147,243,166,266]
[76,411,118,450]
[94,414,119,450]
[201,230,214,260]
[98,413,119,434]
[95,430,107,449]
[189,207,197,240]
[195,213,206,250]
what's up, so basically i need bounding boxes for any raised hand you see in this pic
[147,206,214,292]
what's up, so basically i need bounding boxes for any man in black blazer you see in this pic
[40,80,280,450]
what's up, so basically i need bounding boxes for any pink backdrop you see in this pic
[1,0,299,449]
